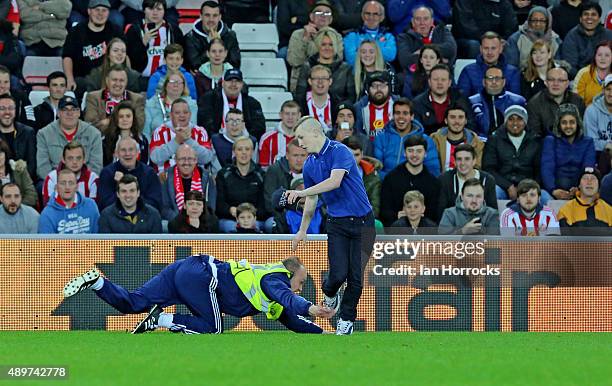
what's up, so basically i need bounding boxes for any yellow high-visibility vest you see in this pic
[228,259,291,320]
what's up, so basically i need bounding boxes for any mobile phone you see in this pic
[473,217,481,224]
[340,122,350,130]
[146,22,157,31]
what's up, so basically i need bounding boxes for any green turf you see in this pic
[0,331,610,386]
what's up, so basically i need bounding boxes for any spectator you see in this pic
[331,0,366,33]
[120,0,179,27]
[62,0,123,94]
[355,71,398,139]
[216,136,268,233]
[343,1,396,67]
[412,63,474,135]
[99,173,162,233]
[387,190,437,235]
[402,44,441,99]
[271,177,324,234]
[98,136,160,210]
[0,139,37,207]
[504,6,562,70]
[296,65,340,134]
[193,38,233,97]
[512,0,549,25]
[380,135,441,226]
[573,41,612,106]
[458,32,521,98]
[42,141,98,206]
[500,178,560,236]
[197,69,266,140]
[276,0,312,52]
[0,183,38,233]
[388,1,451,36]
[330,102,371,156]
[0,20,21,76]
[161,144,215,221]
[452,0,517,58]
[397,5,456,73]
[185,1,240,70]
[259,100,301,169]
[167,189,218,233]
[211,108,257,167]
[84,65,145,135]
[584,74,612,156]
[38,169,100,233]
[527,66,586,137]
[0,0,20,37]
[374,98,440,179]
[85,37,146,93]
[520,40,562,101]
[542,103,596,199]
[146,44,198,100]
[343,135,381,218]
[18,0,71,56]
[431,105,484,172]
[354,39,399,100]
[469,65,527,137]
[33,72,68,131]
[558,167,612,234]
[295,28,355,103]
[68,0,123,29]
[438,178,500,235]
[551,0,583,40]
[124,0,184,77]
[482,105,547,203]
[438,143,496,215]
[0,65,33,127]
[287,0,343,90]
[0,94,36,181]
[220,0,270,26]
[150,98,214,173]
[234,202,263,234]
[144,71,198,140]
[37,96,103,180]
[560,2,612,77]
[102,101,149,166]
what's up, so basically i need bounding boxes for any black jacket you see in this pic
[331,0,368,33]
[411,88,475,135]
[397,23,457,71]
[215,162,268,220]
[0,21,22,76]
[124,21,185,74]
[168,211,219,233]
[98,199,162,233]
[387,216,438,235]
[197,87,266,140]
[11,122,38,182]
[263,156,293,215]
[551,0,581,40]
[482,126,542,190]
[276,0,311,48]
[452,0,517,40]
[295,54,356,104]
[437,169,497,217]
[526,89,585,138]
[33,98,57,131]
[185,20,240,70]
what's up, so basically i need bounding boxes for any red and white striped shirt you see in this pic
[142,24,168,77]
[42,166,98,206]
[149,123,212,173]
[258,124,294,168]
[500,205,560,236]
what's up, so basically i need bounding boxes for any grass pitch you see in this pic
[1,331,610,386]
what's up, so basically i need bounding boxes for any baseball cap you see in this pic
[366,71,390,89]
[504,105,528,124]
[604,74,612,88]
[58,96,80,110]
[224,69,243,82]
[88,0,111,8]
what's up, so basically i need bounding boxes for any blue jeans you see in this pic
[495,185,552,205]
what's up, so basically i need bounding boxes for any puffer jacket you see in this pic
[397,23,457,71]
[583,93,612,152]
[457,54,521,98]
[98,198,162,234]
[17,0,72,48]
[430,127,485,170]
[469,90,526,137]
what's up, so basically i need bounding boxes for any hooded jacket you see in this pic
[469,90,526,137]
[98,198,162,234]
[437,168,497,217]
[194,62,233,97]
[397,22,457,71]
[504,14,562,70]
[457,54,521,98]
[526,89,586,138]
[160,165,216,221]
[185,19,241,70]
[430,126,485,171]
[373,120,441,179]
[557,191,612,235]
[39,191,100,234]
[295,54,356,104]
[287,26,344,73]
[438,194,500,235]
[2,160,38,208]
[560,24,612,78]
[343,25,397,67]
[215,161,267,220]
[146,65,198,100]
[583,93,612,152]
[574,65,604,106]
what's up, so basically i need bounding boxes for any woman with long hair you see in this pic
[194,38,233,96]
[402,44,441,99]
[168,190,219,233]
[103,101,149,166]
[574,40,612,106]
[521,40,556,101]
[355,39,399,99]
[143,71,198,140]
[85,38,146,93]
[0,139,37,207]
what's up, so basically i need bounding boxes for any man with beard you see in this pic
[0,94,36,181]
[500,179,560,236]
[0,183,39,234]
[354,71,397,140]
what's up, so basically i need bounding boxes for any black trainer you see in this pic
[63,268,101,298]
[132,305,163,334]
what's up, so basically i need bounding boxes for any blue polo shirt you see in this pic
[303,139,372,218]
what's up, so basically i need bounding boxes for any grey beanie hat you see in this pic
[504,105,528,124]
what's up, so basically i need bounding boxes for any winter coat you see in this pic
[558,191,612,235]
[194,62,233,97]
[215,161,267,220]
[356,63,399,100]
[397,23,457,72]
[573,65,605,106]
[98,198,162,233]
[331,0,367,33]
[276,0,311,48]
[373,120,441,179]
[168,211,219,233]
[33,97,58,132]
[520,72,546,101]
[287,26,344,72]
[430,126,485,170]
[146,65,198,100]
[551,0,581,40]
[482,126,542,190]
[98,160,162,211]
[36,120,102,180]
[388,0,451,36]
[9,122,37,181]
[85,64,146,93]
[84,90,145,135]
[526,89,586,138]
[438,195,500,235]
[185,19,240,70]
[411,88,475,135]
[0,204,39,234]
[1,160,38,207]
[469,90,526,137]
[560,24,612,78]
[124,21,185,74]
[437,168,497,217]
[457,54,521,98]
[39,191,100,233]
[452,0,517,40]
[102,133,149,167]
[295,54,356,104]
[343,25,397,67]
[143,94,198,141]
[504,19,562,70]
[160,165,216,221]
[583,93,612,152]
[359,157,382,218]
[17,0,71,48]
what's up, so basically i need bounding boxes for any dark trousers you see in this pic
[323,212,375,321]
[95,255,222,334]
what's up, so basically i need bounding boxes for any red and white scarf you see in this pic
[174,165,202,211]
[367,99,393,139]
[103,89,128,116]
[222,90,243,130]
[306,91,332,132]
[142,22,168,77]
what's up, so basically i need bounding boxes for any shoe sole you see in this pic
[325,292,342,314]
[131,305,161,334]
[63,268,100,298]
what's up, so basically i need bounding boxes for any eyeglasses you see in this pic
[0,106,16,112]
[484,76,504,82]
[313,11,332,17]
[226,119,244,125]
[177,157,197,163]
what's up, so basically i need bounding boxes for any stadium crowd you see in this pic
[0,0,611,236]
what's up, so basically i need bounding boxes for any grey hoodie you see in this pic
[438,195,500,235]
[583,93,612,152]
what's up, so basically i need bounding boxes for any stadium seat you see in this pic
[454,59,475,84]
[28,90,76,107]
[241,58,287,91]
[22,57,63,86]
[233,23,279,58]
[546,200,567,216]
[250,91,293,122]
